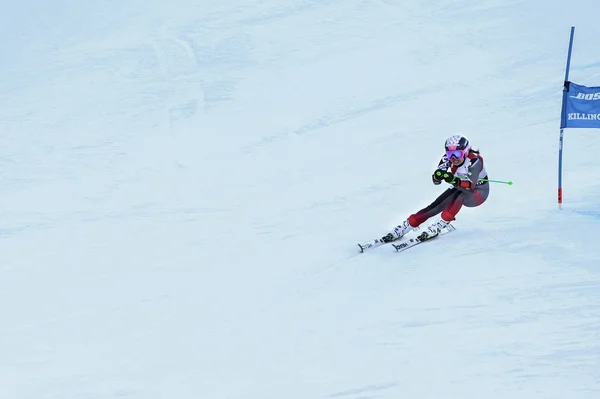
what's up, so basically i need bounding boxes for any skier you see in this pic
[380,134,489,244]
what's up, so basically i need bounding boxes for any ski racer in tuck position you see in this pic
[361,135,489,251]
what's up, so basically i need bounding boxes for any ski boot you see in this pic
[430,219,450,233]
[381,219,414,243]
[421,219,452,239]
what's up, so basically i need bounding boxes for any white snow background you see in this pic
[1,0,599,398]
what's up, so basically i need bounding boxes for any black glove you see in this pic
[432,170,444,185]
[434,170,456,184]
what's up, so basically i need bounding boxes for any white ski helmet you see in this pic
[445,135,470,160]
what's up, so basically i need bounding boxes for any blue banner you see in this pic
[561,82,600,128]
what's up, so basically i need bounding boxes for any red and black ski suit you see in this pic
[407,150,489,227]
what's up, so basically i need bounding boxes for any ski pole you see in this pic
[477,178,513,185]
[464,172,513,185]
[439,171,513,186]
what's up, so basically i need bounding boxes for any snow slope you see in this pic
[1,0,599,398]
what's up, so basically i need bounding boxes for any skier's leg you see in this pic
[440,194,464,224]
[433,184,490,230]
[462,184,490,207]
[381,188,459,242]
[407,188,461,227]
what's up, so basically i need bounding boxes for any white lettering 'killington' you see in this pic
[568,113,600,120]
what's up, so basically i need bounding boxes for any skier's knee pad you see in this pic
[441,210,456,222]
[407,214,424,228]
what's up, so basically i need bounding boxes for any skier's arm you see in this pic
[437,154,450,170]
[432,155,450,185]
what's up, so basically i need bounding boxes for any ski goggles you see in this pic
[446,149,467,160]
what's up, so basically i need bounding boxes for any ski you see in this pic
[358,223,455,253]
[357,239,387,253]
[392,224,455,253]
